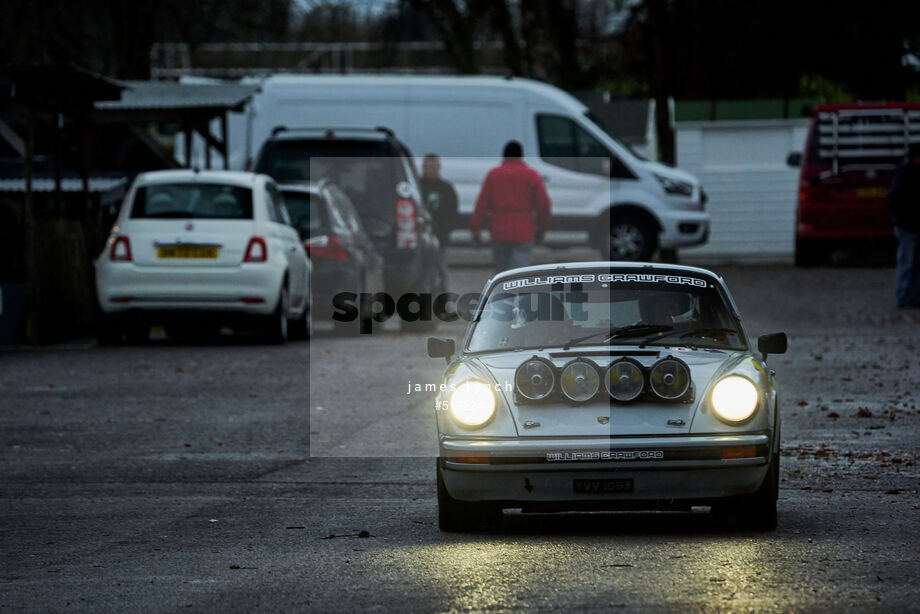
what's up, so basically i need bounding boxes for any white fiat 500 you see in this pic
[95,170,311,343]
[428,262,786,531]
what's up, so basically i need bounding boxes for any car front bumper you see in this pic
[439,433,772,506]
[656,209,710,249]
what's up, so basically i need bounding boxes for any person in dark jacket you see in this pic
[419,154,458,292]
[887,143,920,308]
[470,141,551,273]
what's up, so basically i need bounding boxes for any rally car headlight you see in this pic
[648,357,691,400]
[449,380,496,427]
[605,358,644,402]
[515,358,555,400]
[710,375,759,423]
[560,359,600,402]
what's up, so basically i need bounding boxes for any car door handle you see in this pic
[541,175,550,183]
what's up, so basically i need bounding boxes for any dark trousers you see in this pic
[492,242,533,273]
[895,227,920,307]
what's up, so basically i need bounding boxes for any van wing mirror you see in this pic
[758,332,787,361]
[427,337,455,362]
[786,152,802,168]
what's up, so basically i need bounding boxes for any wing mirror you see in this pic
[786,152,802,168]
[427,337,455,363]
[758,332,787,361]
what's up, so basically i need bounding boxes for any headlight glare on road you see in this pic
[710,375,759,423]
[449,380,496,428]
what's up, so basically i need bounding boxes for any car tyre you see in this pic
[437,459,501,532]
[263,286,289,344]
[712,453,779,531]
[604,214,657,261]
[290,303,312,341]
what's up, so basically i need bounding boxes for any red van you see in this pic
[788,102,920,265]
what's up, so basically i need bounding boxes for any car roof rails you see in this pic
[270,126,395,138]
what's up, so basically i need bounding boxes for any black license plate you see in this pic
[573,478,634,494]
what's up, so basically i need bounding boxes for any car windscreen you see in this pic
[466,272,745,354]
[281,191,325,235]
[130,183,253,219]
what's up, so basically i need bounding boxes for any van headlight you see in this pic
[449,380,496,428]
[710,375,759,423]
[654,173,694,197]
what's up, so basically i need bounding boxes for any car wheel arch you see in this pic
[593,204,661,258]
[602,204,662,232]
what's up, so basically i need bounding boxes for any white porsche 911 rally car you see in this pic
[427,262,787,531]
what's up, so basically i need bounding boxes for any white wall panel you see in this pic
[677,119,810,263]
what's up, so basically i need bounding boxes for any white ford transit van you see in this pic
[228,75,710,260]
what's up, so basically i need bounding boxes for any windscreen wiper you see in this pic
[563,324,672,350]
[638,327,738,348]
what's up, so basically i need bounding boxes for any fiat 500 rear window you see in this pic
[130,183,254,220]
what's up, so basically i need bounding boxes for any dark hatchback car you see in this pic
[253,127,442,305]
[280,182,384,334]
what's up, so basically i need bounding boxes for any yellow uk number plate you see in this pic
[856,187,887,199]
[156,245,219,259]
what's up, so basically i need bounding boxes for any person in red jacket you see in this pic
[471,141,552,272]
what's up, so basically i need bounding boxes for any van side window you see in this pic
[537,114,632,178]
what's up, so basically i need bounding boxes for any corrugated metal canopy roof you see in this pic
[0,177,127,193]
[94,81,259,112]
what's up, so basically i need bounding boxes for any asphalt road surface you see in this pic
[2,261,919,612]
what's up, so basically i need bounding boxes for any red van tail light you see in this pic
[395,198,418,248]
[109,236,132,262]
[305,234,348,261]
[244,237,268,262]
[798,183,832,204]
